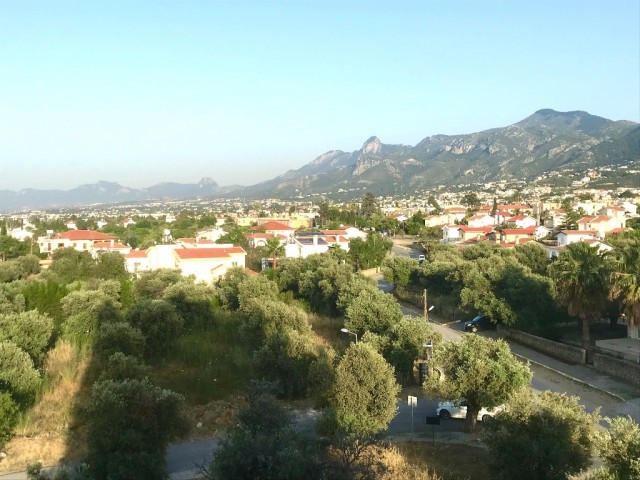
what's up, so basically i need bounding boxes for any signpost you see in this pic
[426,415,440,445]
[408,395,417,441]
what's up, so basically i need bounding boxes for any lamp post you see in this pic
[423,288,435,322]
[340,328,358,344]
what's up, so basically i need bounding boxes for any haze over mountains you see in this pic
[1,109,638,212]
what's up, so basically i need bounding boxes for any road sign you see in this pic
[407,395,417,406]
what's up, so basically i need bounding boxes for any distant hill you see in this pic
[0,178,241,212]
[241,109,639,197]
[1,109,638,212]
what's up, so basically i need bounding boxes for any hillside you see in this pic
[242,109,639,197]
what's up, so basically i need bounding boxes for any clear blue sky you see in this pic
[1,0,638,191]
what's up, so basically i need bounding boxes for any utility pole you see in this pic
[423,289,428,322]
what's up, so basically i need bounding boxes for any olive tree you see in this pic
[0,341,41,401]
[344,289,403,335]
[324,343,400,436]
[593,416,640,480]
[0,311,53,363]
[85,378,189,479]
[424,335,531,432]
[484,391,600,480]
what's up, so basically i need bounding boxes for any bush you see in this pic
[93,322,145,361]
[98,353,150,382]
[0,341,41,401]
[0,311,54,363]
[0,391,19,448]
[126,299,184,358]
[85,378,189,479]
[253,330,317,399]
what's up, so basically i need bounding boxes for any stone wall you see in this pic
[593,352,640,386]
[499,326,587,364]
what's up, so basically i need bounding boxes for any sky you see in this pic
[0,0,639,191]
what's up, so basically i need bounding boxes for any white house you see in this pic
[9,227,33,241]
[124,250,150,274]
[37,230,117,255]
[506,214,537,229]
[556,230,598,247]
[172,246,247,284]
[441,224,462,243]
[467,214,495,228]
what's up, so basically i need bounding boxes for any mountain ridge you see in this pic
[1,109,638,211]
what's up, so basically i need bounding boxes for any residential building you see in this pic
[37,230,116,255]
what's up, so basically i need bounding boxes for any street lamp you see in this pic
[423,289,434,321]
[340,328,358,344]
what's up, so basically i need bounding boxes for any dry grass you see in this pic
[183,395,247,439]
[397,442,492,480]
[0,341,90,473]
[308,312,348,350]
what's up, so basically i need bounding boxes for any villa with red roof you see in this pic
[173,246,247,283]
[37,230,116,255]
[92,241,131,256]
[505,214,537,229]
[467,213,495,228]
[577,215,626,236]
[251,221,294,239]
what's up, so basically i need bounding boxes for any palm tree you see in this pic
[609,233,640,339]
[264,237,285,270]
[549,241,610,356]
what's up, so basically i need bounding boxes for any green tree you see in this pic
[206,384,321,480]
[483,391,599,480]
[163,280,215,329]
[344,289,403,336]
[336,275,379,314]
[98,352,150,382]
[61,288,121,346]
[85,378,188,479]
[133,268,183,300]
[0,311,53,364]
[93,322,146,362]
[360,192,380,220]
[0,391,19,448]
[513,242,549,275]
[424,335,531,432]
[215,267,251,309]
[0,341,41,401]
[594,416,640,480]
[461,193,481,209]
[263,237,285,270]
[324,343,399,436]
[95,251,128,280]
[382,316,443,386]
[253,330,317,399]
[381,255,419,290]
[241,299,311,346]
[48,247,96,283]
[348,233,392,270]
[126,299,184,358]
[609,235,640,339]
[549,242,610,353]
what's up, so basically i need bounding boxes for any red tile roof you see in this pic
[93,241,128,249]
[259,221,293,231]
[125,250,148,258]
[174,247,247,260]
[55,230,115,241]
[559,230,598,235]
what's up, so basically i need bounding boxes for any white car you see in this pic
[436,400,503,422]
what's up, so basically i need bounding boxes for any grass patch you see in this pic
[397,442,492,480]
[150,314,254,405]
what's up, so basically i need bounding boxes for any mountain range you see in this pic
[1,109,638,212]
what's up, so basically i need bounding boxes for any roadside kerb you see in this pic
[512,352,626,402]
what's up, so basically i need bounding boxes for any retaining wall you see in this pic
[500,327,587,365]
[593,351,640,387]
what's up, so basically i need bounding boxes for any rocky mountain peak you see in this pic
[199,177,219,188]
[361,136,382,155]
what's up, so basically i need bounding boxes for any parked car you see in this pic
[464,315,495,333]
[418,254,426,263]
[436,400,503,422]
